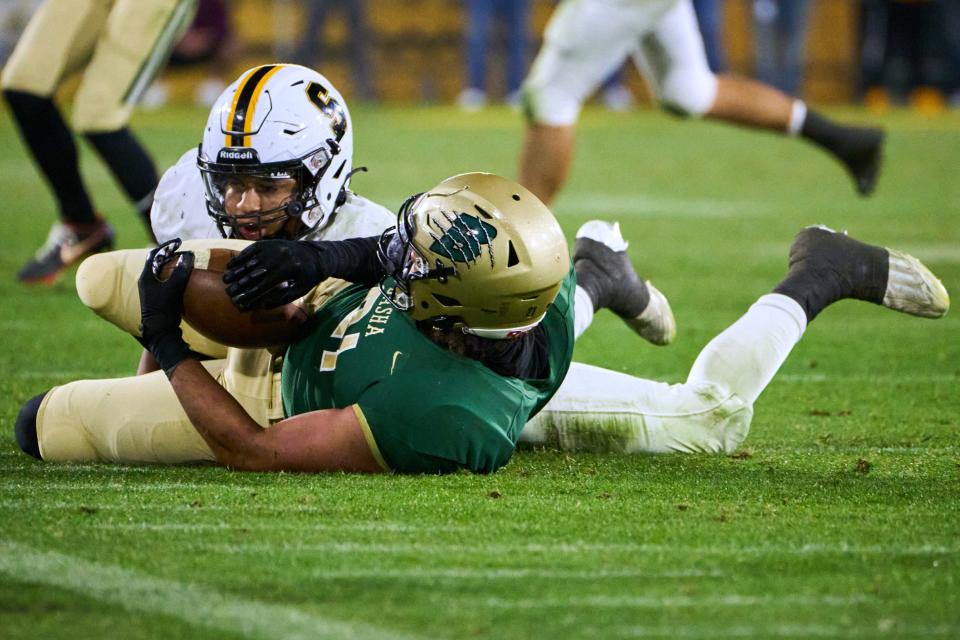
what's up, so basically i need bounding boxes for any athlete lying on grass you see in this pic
[14,170,949,472]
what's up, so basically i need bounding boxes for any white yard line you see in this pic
[86,521,462,533]
[196,541,959,557]
[306,567,723,580]
[610,623,957,638]
[0,520,952,559]
[0,462,157,473]
[480,593,873,609]
[0,481,216,490]
[0,511,466,533]
[1,441,955,476]
[0,540,430,640]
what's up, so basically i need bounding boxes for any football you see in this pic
[164,248,309,348]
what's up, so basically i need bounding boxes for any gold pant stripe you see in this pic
[122,0,199,105]
[1,0,200,131]
[352,405,390,472]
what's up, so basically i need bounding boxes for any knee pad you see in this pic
[658,69,718,118]
[76,250,149,338]
[15,392,48,460]
[76,253,117,314]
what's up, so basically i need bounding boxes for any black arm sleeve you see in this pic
[225,235,390,311]
[309,236,384,285]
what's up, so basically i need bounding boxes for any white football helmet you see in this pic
[197,64,354,239]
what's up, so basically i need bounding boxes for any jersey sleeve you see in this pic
[150,147,220,243]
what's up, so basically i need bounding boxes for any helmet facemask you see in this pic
[377,193,456,313]
[198,145,333,240]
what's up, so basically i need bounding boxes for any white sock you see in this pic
[573,285,595,340]
[787,100,807,136]
[686,293,807,405]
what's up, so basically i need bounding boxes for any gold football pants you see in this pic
[38,241,349,463]
[1,0,197,131]
[36,349,287,463]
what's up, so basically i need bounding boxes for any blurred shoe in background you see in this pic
[457,87,487,112]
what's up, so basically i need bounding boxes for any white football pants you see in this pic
[523,293,807,453]
[524,0,718,125]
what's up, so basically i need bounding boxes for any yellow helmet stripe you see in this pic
[224,64,285,147]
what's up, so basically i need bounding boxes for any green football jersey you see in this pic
[281,269,575,474]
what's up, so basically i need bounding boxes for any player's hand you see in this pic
[223,240,327,311]
[138,239,194,378]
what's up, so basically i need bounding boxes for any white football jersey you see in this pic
[150,147,395,244]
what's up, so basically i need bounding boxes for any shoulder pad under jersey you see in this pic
[304,192,395,241]
[151,147,219,244]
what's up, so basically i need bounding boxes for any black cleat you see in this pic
[574,221,675,345]
[17,219,114,285]
[775,225,949,321]
[838,126,885,197]
[800,111,885,196]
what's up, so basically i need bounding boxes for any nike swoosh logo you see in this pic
[390,351,403,374]
[59,227,112,265]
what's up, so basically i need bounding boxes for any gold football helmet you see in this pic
[378,173,569,338]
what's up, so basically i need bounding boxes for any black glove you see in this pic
[138,239,195,378]
[223,240,327,311]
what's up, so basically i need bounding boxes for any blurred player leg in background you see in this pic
[501,0,530,108]
[943,0,960,107]
[292,0,376,102]
[458,0,494,111]
[752,0,810,96]
[691,0,725,72]
[519,0,885,206]
[141,0,238,108]
[457,0,531,111]
[1,0,197,284]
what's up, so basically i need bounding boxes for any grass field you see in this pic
[1,103,958,639]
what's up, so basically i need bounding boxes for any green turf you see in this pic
[1,103,958,639]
